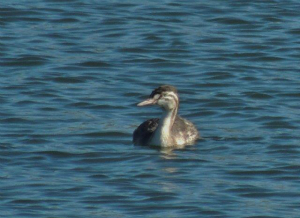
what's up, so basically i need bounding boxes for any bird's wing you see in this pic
[133,118,159,146]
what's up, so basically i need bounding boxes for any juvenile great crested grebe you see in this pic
[133,85,200,148]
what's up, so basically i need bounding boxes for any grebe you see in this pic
[133,85,200,148]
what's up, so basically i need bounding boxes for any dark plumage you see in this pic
[133,118,159,146]
[149,85,178,98]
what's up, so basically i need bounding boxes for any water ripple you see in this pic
[1,1,300,217]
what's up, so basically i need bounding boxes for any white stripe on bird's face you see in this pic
[157,91,179,110]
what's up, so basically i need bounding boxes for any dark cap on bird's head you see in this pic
[149,85,177,98]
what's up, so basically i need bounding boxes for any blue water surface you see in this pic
[0,0,300,217]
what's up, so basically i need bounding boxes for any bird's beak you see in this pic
[137,98,157,106]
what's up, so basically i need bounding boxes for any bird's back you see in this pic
[172,116,200,146]
[133,116,199,146]
[133,118,159,146]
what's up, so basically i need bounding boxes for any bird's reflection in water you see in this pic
[159,147,179,160]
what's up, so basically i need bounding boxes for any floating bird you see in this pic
[133,85,199,148]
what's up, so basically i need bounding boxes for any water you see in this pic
[1,0,300,217]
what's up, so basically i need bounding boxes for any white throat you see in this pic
[151,109,176,147]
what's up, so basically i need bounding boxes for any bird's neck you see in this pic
[152,107,177,147]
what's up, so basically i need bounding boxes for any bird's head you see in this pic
[137,85,179,111]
